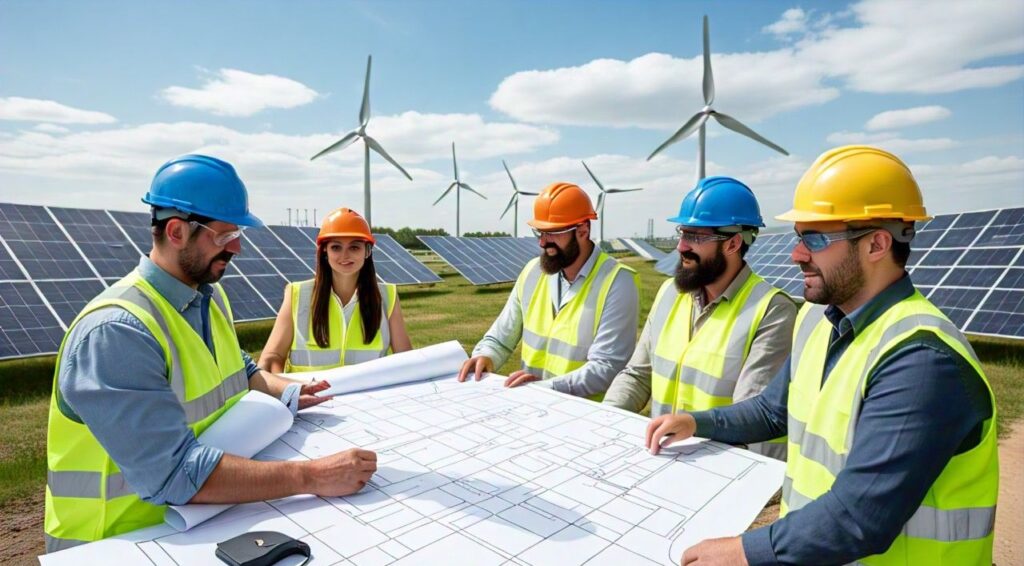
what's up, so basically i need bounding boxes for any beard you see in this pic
[539,236,581,275]
[799,244,864,306]
[180,247,234,285]
[674,244,727,293]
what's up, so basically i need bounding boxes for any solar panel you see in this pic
[0,281,64,359]
[107,210,153,255]
[268,226,318,270]
[619,238,667,261]
[0,204,98,280]
[220,276,276,321]
[373,234,442,285]
[49,207,143,278]
[0,241,26,281]
[419,236,540,285]
[241,227,312,282]
[35,279,106,326]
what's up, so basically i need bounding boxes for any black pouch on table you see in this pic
[215,530,312,566]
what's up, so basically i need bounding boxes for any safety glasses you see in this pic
[190,221,243,247]
[675,225,732,245]
[795,227,876,252]
[531,224,580,238]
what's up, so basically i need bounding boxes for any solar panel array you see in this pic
[619,238,668,261]
[419,236,540,285]
[0,203,440,360]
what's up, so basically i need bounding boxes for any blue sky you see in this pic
[1,0,1022,237]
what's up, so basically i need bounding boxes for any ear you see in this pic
[577,221,590,241]
[365,244,373,259]
[865,230,892,263]
[723,233,743,257]
[164,218,191,250]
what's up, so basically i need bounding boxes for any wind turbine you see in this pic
[582,161,643,244]
[433,143,486,237]
[499,160,538,238]
[647,16,788,180]
[310,55,412,226]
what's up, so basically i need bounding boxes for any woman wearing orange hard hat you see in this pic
[260,207,412,373]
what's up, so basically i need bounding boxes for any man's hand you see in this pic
[504,370,541,388]
[298,380,332,410]
[305,448,377,497]
[682,536,748,565]
[458,356,494,382]
[645,413,697,455]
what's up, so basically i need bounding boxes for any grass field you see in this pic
[1,256,1022,507]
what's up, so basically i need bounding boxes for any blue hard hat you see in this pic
[667,176,764,228]
[142,155,264,227]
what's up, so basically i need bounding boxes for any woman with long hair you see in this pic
[260,207,412,373]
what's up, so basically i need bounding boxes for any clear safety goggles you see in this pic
[190,221,244,247]
[795,227,876,252]
[531,224,580,239]
[675,225,732,245]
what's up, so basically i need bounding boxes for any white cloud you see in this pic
[33,123,71,134]
[490,52,838,129]
[826,130,957,153]
[865,106,952,131]
[763,8,808,37]
[910,155,1024,215]
[160,69,320,117]
[0,97,117,124]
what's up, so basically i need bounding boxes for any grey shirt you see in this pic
[472,245,639,397]
[603,265,796,450]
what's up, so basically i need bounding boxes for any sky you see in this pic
[1,0,1022,238]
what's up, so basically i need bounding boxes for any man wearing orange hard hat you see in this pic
[647,146,997,565]
[458,182,639,399]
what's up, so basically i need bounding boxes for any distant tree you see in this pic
[374,226,449,249]
[463,231,511,238]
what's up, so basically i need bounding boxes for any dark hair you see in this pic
[310,241,382,347]
[892,240,911,268]
[151,210,215,245]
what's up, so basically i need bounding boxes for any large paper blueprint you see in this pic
[41,377,785,566]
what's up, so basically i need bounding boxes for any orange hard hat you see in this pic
[317,207,375,245]
[527,182,598,231]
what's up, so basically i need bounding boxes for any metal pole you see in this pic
[456,184,461,237]
[287,208,292,226]
[364,142,372,226]
[697,124,707,181]
[313,208,317,227]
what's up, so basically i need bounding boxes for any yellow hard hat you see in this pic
[776,145,932,223]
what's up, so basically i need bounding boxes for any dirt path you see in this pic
[2,426,1021,565]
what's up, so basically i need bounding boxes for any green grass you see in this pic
[1,257,1022,507]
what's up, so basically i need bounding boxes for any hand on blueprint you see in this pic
[457,355,494,382]
[645,413,697,455]
[308,448,378,496]
[681,536,748,565]
[297,380,333,410]
[504,370,541,388]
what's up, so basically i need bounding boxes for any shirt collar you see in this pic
[824,272,916,338]
[138,256,212,313]
[558,243,600,284]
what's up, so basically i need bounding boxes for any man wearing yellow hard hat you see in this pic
[458,182,640,399]
[647,146,997,565]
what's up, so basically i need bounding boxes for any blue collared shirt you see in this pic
[692,274,992,565]
[56,257,263,506]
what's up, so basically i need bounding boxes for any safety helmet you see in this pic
[667,176,764,228]
[143,155,264,227]
[777,145,931,223]
[526,182,598,231]
[317,207,376,246]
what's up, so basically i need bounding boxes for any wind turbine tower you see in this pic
[310,55,413,226]
[434,143,486,237]
[581,161,643,244]
[499,160,538,238]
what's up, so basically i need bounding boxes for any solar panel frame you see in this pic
[419,235,542,285]
[0,281,65,360]
[48,206,144,278]
[619,238,667,261]
[0,204,100,281]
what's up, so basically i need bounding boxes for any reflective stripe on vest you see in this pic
[648,272,780,416]
[45,271,248,552]
[289,280,394,371]
[782,293,998,563]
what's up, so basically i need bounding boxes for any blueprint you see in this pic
[41,376,785,566]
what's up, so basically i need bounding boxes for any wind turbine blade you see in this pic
[451,142,459,183]
[712,112,789,156]
[596,191,605,212]
[647,112,708,161]
[606,188,644,193]
[310,130,360,161]
[460,182,487,199]
[500,193,517,219]
[359,55,372,127]
[703,16,715,106]
[364,135,414,179]
[518,191,539,196]
[581,161,606,192]
[433,182,457,206]
[502,159,519,192]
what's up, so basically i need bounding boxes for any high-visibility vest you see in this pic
[518,251,637,399]
[782,292,998,565]
[648,271,782,415]
[287,280,397,372]
[45,271,248,553]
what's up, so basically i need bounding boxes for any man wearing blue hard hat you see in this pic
[44,155,377,552]
[604,176,796,460]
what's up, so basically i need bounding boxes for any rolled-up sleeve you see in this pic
[57,309,224,506]
[548,270,639,397]
[472,281,524,371]
[603,316,654,412]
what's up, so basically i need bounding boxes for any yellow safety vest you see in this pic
[782,292,998,565]
[45,271,248,553]
[518,250,637,399]
[287,280,397,372]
